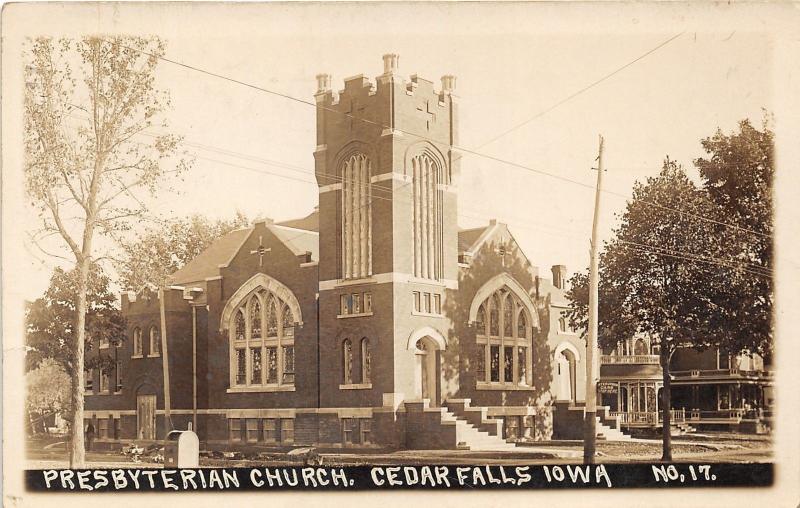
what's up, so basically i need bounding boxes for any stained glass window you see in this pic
[250,297,262,338]
[266,347,278,384]
[229,288,297,389]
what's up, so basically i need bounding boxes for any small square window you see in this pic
[263,418,278,443]
[360,419,371,444]
[229,418,242,442]
[352,293,362,314]
[246,418,260,442]
[98,418,109,439]
[413,292,421,312]
[342,418,356,445]
[433,294,441,314]
[424,293,431,313]
[363,292,372,313]
[281,419,294,444]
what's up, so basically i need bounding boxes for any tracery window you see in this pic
[341,153,372,279]
[475,287,533,386]
[361,338,371,384]
[411,153,443,279]
[132,328,143,357]
[229,290,296,388]
[149,326,160,357]
[342,339,353,384]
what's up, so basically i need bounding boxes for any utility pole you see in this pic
[584,134,604,464]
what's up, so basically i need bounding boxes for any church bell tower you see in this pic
[314,55,460,409]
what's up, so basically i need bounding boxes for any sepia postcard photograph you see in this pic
[2,2,799,506]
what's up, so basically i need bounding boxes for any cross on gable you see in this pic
[416,100,436,131]
[343,98,366,130]
[249,235,272,267]
[495,241,512,268]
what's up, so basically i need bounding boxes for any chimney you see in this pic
[315,73,331,94]
[441,74,456,95]
[551,265,567,290]
[382,53,399,75]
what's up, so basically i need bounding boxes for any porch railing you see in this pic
[610,409,686,426]
[600,354,660,365]
[687,409,748,421]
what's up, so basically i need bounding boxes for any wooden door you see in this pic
[137,395,156,440]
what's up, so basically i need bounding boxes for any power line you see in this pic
[474,31,686,149]
[60,46,772,243]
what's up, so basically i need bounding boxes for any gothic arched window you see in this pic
[341,153,372,279]
[265,294,278,337]
[474,286,533,386]
[250,296,262,338]
[132,328,143,357]
[235,311,246,341]
[342,339,353,384]
[489,294,500,337]
[476,304,487,336]
[361,338,371,384]
[411,153,442,280]
[149,326,160,357]
[229,289,296,388]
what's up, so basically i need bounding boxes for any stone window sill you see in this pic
[339,383,373,390]
[476,382,535,391]
[335,277,377,288]
[337,312,373,319]
[148,353,161,358]
[99,344,110,350]
[411,310,442,318]
[131,354,144,359]
[227,385,296,393]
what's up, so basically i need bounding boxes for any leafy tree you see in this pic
[116,212,249,290]
[26,265,126,374]
[24,36,188,466]
[26,359,71,434]
[566,159,728,461]
[26,265,126,441]
[695,117,773,360]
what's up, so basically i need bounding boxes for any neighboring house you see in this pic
[84,55,590,449]
[599,338,773,434]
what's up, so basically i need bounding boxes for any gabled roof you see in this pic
[167,208,322,286]
[458,225,490,253]
[268,224,319,262]
[168,227,253,285]
[276,208,319,232]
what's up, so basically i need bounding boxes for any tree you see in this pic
[116,212,249,290]
[24,36,189,466]
[26,359,71,434]
[694,117,773,360]
[26,265,126,445]
[566,159,727,461]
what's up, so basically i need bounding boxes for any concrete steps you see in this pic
[595,416,633,441]
[453,418,518,451]
[441,400,517,451]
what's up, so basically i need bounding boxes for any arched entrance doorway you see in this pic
[408,327,447,407]
[555,347,577,403]
[416,338,438,403]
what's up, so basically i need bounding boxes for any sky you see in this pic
[7,3,780,301]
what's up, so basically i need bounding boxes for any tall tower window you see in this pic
[341,153,372,279]
[411,153,442,279]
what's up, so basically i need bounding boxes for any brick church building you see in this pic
[84,55,592,450]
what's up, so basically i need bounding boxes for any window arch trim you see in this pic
[220,273,303,332]
[468,273,539,330]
